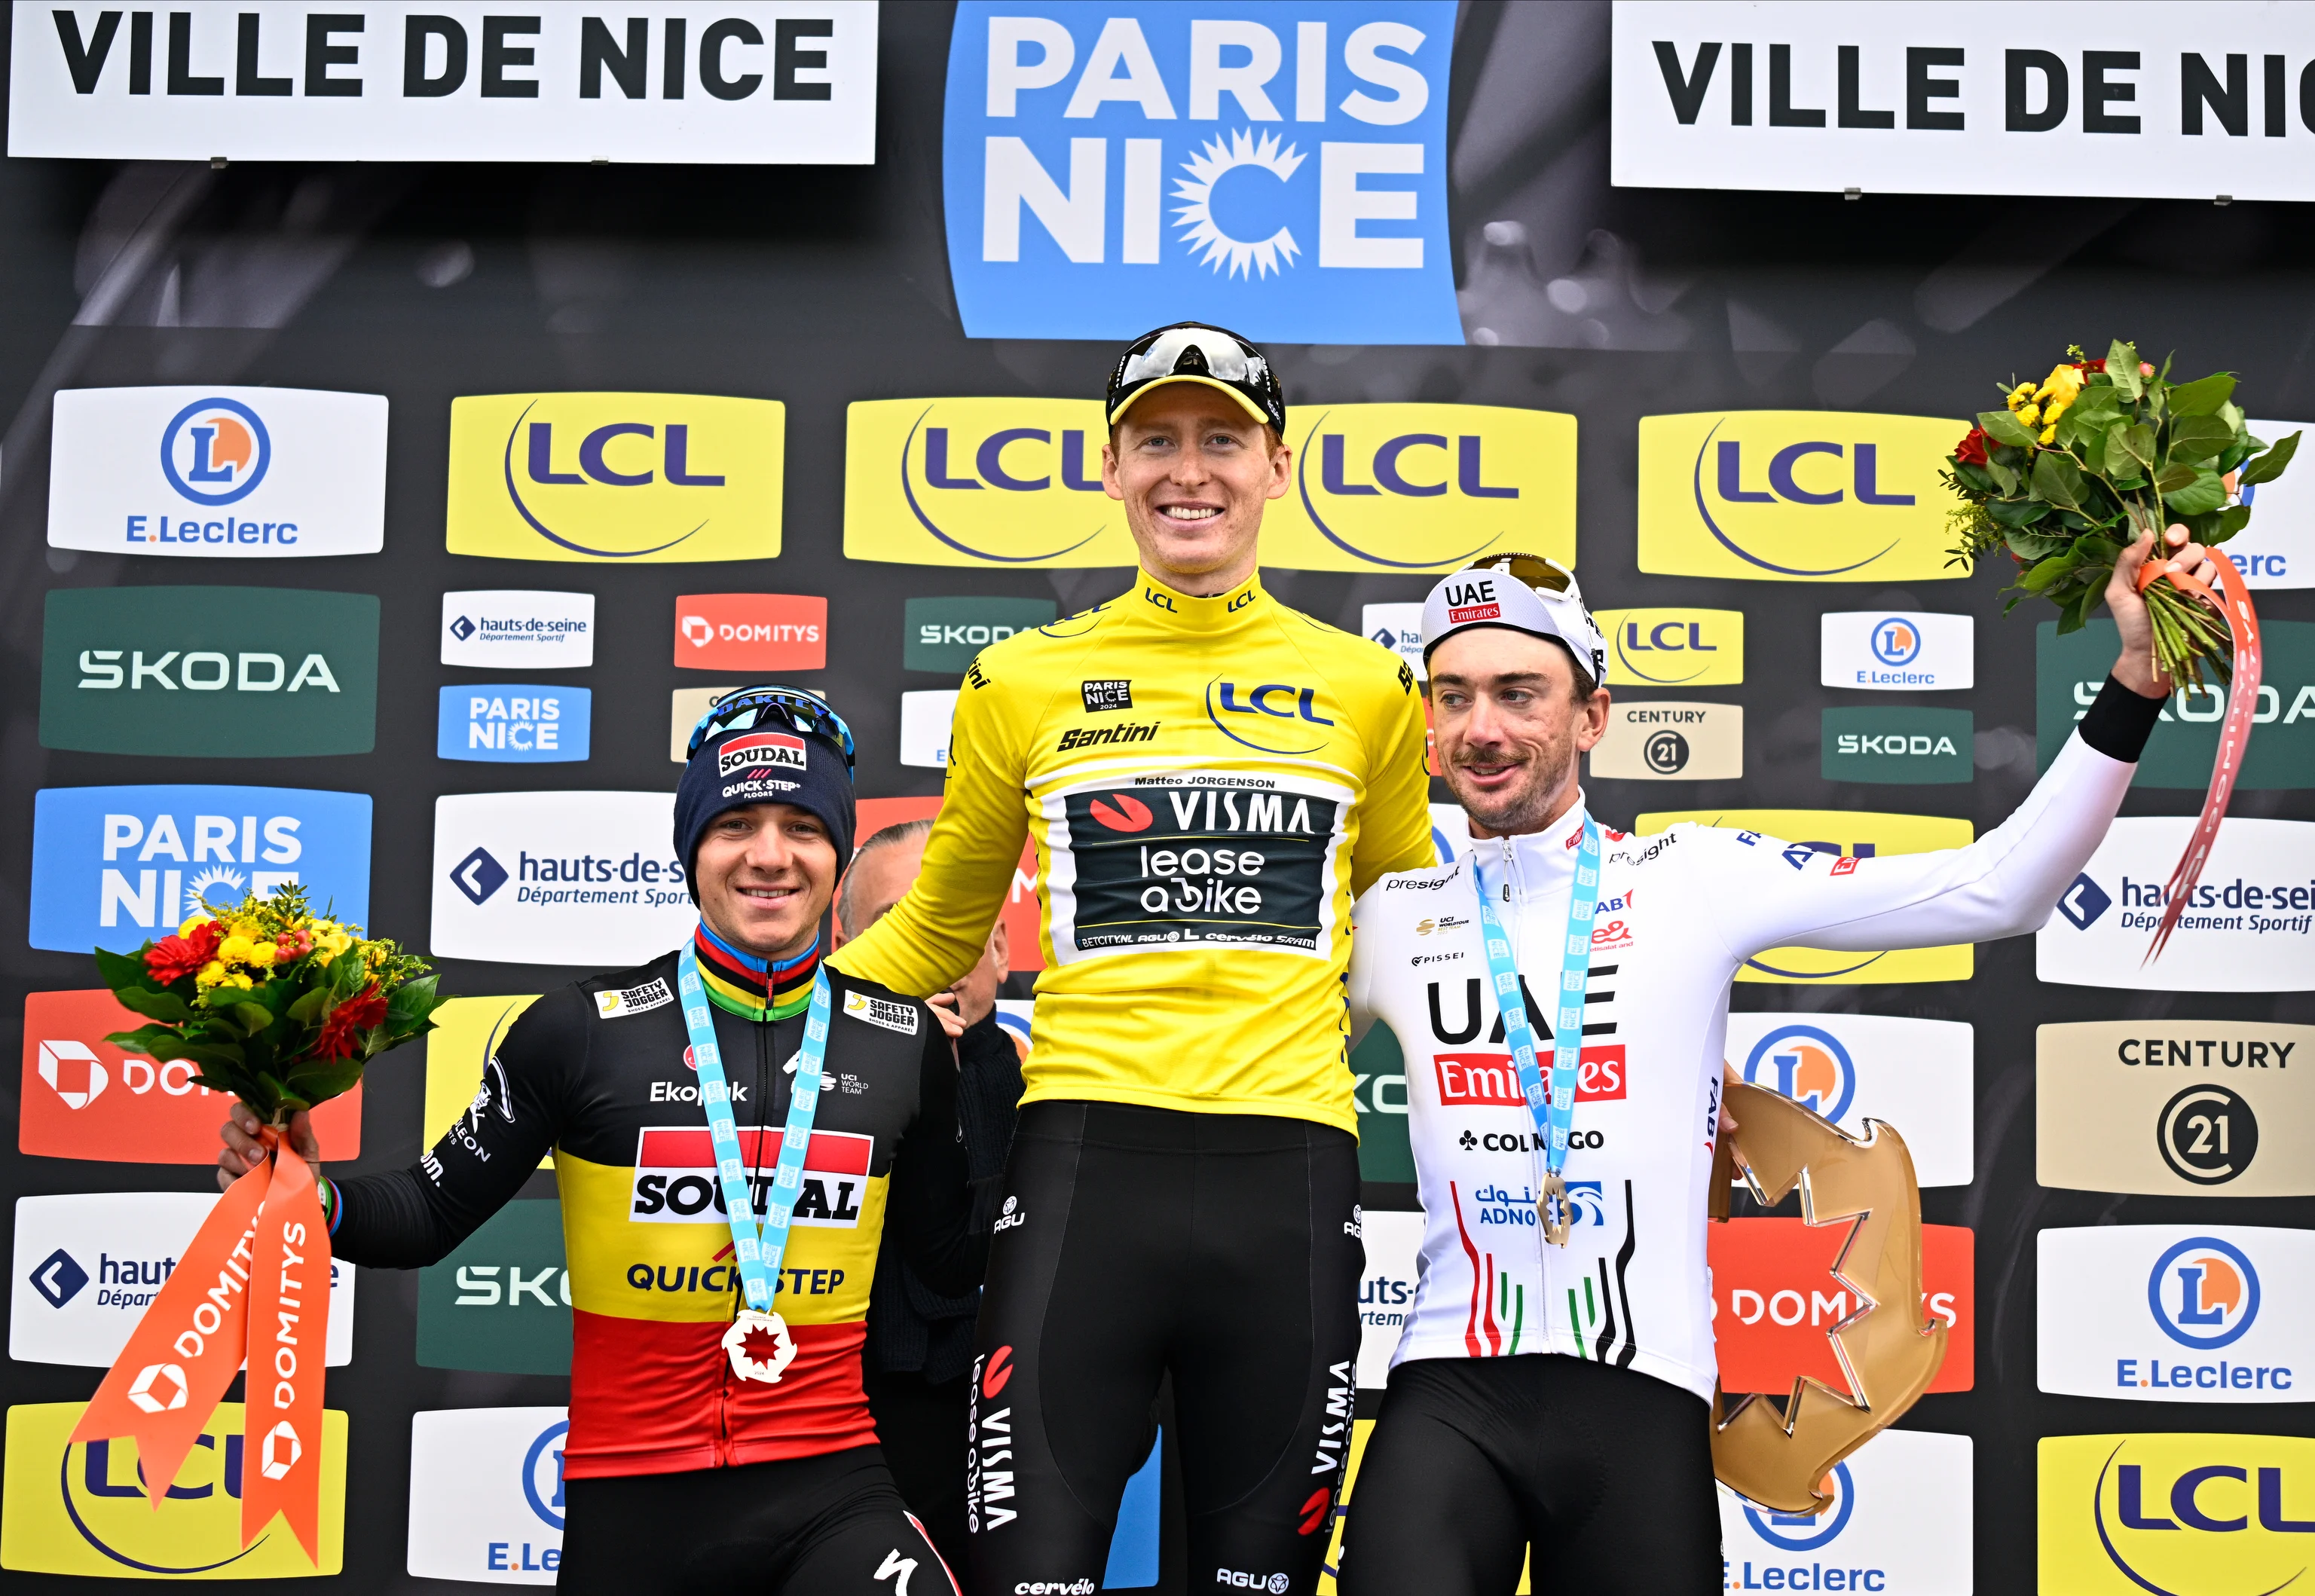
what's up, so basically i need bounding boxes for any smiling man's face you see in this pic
[692,803,839,960]
[1102,382,1290,596]
[1429,629,1612,839]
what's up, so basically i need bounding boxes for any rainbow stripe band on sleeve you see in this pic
[692,921,821,1022]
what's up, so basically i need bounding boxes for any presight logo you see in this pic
[2149,1237,2261,1350]
[28,785,372,955]
[2041,1433,2315,1596]
[1593,607,1744,686]
[1635,807,1974,983]
[1739,1026,1856,1123]
[0,1402,347,1576]
[941,2,1460,343]
[1266,405,1576,573]
[1636,411,1967,582]
[445,393,784,562]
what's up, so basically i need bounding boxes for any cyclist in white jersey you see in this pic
[1338,530,2203,1594]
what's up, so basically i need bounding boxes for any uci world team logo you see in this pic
[941,1,1461,342]
[1635,411,1968,582]
[1739,1026,1857,1124]
[445,394,784,563]
[2149,1237,2261,1350]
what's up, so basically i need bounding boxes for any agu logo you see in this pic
[1265,405,1576,573]
[0,1402,346,1576]
[844,398,1136,567]
[2041,1433,2315,1596]
[1636,411,1967,582]
[1740,1026,1856,1124]
[2151,1238,2260,1350]
[445,393,784,563]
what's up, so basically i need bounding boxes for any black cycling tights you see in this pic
[559,1445,955,1596]
[964,1101,1364,1596]
[1338,1354,1720,1596]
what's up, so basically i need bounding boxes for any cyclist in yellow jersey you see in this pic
[830,325,1436,1596]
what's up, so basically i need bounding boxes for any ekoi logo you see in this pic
[2149,1237,2261,1350]
[161,399,271,506]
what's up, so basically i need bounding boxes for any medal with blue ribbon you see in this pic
[675,937,831,1383]
[1471,815,1600,1246]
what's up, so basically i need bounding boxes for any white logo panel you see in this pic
[2228,419,2315,589]
[1819,612,1973,692]
[2038,1225,2313,1402]
[900,690,959,769]
[1717,1430,1971,1594]
[1722,1014,1973,1186]
[11,1191,353,1367]
[2036,818,2315,992]
[406,1406,570,1584]
[430,791,693,966]
[48,385,387,557]
[1355,1209,1424,1390]
[1360,604,1427,681]
[441,592,596,668]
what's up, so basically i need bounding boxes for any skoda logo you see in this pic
[1643,729,1690,775]
[2148,1236,2260,1350]
[161,397,271,507]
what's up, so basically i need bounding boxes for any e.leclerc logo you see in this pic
[1819,611,1974,691]
[1636,411,1966,582]
[405,1407,571,1583]
[28,785,372,955]
[445,394,784,562]
[47,385,387,558]
[942,2,1461,342]
[41,587,379,757]
[2037,1225,2310,1403]
[430,792,693,967]
[2037,818,2315,992]
[2040,1432,2315,1596]
[1717,1430,1972,1594]
[1723,1014,1972,1186]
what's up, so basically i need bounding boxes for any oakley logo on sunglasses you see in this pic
[717,732,808,779]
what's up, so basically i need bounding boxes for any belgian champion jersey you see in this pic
[830,570,1436,1136]
[329,944,979,1479]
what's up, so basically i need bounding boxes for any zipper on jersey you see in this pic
[714,1010,780,1468]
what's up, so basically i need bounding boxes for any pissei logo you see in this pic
[40,588,378,757]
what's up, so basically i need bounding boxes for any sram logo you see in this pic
[627,1127,872,1228]
[1433,1047,1626,1106]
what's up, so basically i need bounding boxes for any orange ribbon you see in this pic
[2134,547,2264,962]
[69,1131,331,1562]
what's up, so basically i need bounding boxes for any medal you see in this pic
[722,1307,799,1384]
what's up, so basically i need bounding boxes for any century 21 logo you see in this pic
[445,393,784,563]
[1636,411,1967,583]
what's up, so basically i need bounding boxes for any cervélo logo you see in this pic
[1714,1429,1972,1595]
[0,1402,347,1576]
[2039,619,2315,791]
[431,792,692,967]
[2039,1225,2310,1404]
[904,596,1059,673]
[441,592,595,670]
[1820,611,1973,692]
[673,594,825,671]
[28,784,372,955]
[40,586,378,757]
[445,393,784,562]
[1723,1014,1973,1187]
[11,1192,353,1369]
[47,385,386,558]
[2037,818,2315,992]
[1633,807,1974,983]
[438,687,591,765]
[942,2,1460,343]
[417,1203,570,1377]
[20,989,362,1163]
[2039,1433,2315,1596]
[1710,1219,1972,1394]
[2036,1020,2314,1198]
[1594,607,1744,686]
[1636,411,1966,582]
[405,1407,571,1584]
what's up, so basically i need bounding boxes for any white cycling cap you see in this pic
[1418,553,1607,686]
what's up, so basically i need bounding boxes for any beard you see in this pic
[1446,732,1582,836]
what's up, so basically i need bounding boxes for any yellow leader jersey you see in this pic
[830,569,1436,1135]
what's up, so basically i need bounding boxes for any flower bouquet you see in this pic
[72,883,445,1562]
[1943,338,2296,689]
[1944,340,2295,959]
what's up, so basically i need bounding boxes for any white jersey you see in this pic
[1347,730,2137,1402]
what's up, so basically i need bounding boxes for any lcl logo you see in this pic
[1711,440,1915,508]
[1311,433,1517,500]
[920,426,1104,494]
[521,420,723,490]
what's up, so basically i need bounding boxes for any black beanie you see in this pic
[674,717,856,903]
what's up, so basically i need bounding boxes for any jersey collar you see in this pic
[1131,567,1265,634]
[1474,790,1590,904]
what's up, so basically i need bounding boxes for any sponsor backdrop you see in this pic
[0,5,2309,1594]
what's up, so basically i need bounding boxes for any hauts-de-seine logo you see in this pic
[1636,411,1968,582]
[1739,1025,1857,1124]
[942,2,1461,342]
[843,399,1138,567]
[2149,1237,2261,1351]
[161,399,270,505]
[1264,403,1576,572]
[445,393,784,562]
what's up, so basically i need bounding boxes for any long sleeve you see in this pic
[1346,888,1381,1050]
[329,988,575,1269]
[830,665,1031,997]
[1348,665,1441,896]
[1702,679,2165,961]
[886,1015,988,1299]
